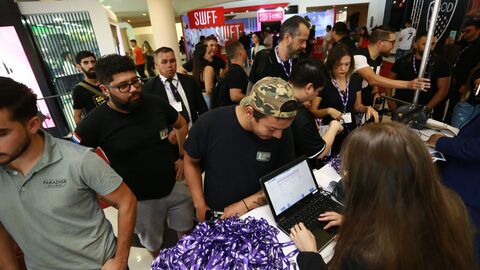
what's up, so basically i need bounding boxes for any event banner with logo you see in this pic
[187,7,225,29]
[417,0,470,42]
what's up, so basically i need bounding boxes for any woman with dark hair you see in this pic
[358,26,369,48]
[291,122,476,270]
[309,44,378,154]
[142,41,155,77]
[251,31,265,62]
[192,44,215,109]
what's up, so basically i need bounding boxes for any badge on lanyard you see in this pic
[342,112,352,124]
[171,101,183,112]
[159,128,169,140]
[256,151,271,162]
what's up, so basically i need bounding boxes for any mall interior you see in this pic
[1,0,479,269]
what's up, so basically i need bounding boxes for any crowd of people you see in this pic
[0,13,479,270]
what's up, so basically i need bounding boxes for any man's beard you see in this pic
[82,67,97,79]
[287,43,303,58]
[0,131,31,166]
[109,92,142,112]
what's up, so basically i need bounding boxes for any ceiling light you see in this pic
[105,5,111,9]
[246,10,249,13]
[127,19,131,22]
[344,6,348,9]
[230,11,234,14]
[142,13,147,16]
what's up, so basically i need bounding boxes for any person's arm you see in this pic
[385,72,399,111]
[131,48,137,61]
[171,113,188,180]
[184,153,209,221]
[73,109,83,125]
[229,88,245,103]
[221,190,268,219]
[426,76,450,110]
[0,223,20,270]
[432,135,480,161]
[354,91,379,122]
[318,120,343,159]
[203,66,215,95]
[356,66,430,90]
[99,183,137,270]
[308,96,343,120]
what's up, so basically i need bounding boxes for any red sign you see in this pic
[257,10,284,22]
[188,7,225,29]
[221,23,245,40]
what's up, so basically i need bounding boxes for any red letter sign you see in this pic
[188,7,225,29]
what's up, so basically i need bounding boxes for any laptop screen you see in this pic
[263,159,318,216]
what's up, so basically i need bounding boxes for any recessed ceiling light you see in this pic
[246,10,249,13]
[127,19,131,22]
[344,6,348,9]
[142,13,147,16]
[230,11,233,14]
[105,5,111,9]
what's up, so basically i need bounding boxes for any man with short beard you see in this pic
[249,16,310,84]
[72,51,106,124]
[353,26,431,106]
[73,54,191,257]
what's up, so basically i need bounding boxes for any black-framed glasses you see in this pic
[382,39,396,45]
[105,76,143,93]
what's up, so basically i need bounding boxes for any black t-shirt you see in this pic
[223,63,249,105]
[74,94,179,200]
[391,53,450,105]
[183,55,226,74]
[291,106,326,162]
[354,47,383,106]
[452,38,480,87]
[72,80,106,114]
[319,74,362,154]
[249,48,301,84]
[334,36,357,53]
[184,106,295,211]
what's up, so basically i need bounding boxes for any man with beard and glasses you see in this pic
[72,51,106,124]
[386,32,451,121]
[73,54,192,257]
[353,26,431,106]
[0,77,137,270]
[249,16,310,84]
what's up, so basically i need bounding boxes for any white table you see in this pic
[241,164,342,264]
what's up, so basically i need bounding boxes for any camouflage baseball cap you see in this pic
[240,77,298,118]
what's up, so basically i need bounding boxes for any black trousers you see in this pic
[135,64,146,78]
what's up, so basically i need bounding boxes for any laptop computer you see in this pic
[260,156,343,251]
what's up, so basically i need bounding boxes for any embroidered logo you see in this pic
[256,151,271,162]
[43,179,67,188]
[159,128,169,140]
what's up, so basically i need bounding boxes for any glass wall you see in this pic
[25,11,100,131]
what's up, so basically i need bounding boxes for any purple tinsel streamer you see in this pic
[328,155,341,174]
[151,216,298,270]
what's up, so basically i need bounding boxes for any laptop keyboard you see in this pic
[280,193,342,231]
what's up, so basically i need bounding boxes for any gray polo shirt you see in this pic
[0,132,122,270]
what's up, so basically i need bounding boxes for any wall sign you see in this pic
[188,7,225,29]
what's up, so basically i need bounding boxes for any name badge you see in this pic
[342,113,352,124]
[171,101,183,112]
[159,128,169,140]
[256,151,271,162]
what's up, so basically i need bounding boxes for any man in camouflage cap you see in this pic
[184,77,298,221]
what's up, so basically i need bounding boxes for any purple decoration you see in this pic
[152,216,298,270]
[328,155,341,174]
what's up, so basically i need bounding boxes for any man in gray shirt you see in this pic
[0,77,137,270]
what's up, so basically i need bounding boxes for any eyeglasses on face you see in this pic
[105,77,143,93]
[382,39,396,45]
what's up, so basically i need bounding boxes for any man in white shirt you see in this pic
[396,20,416,60]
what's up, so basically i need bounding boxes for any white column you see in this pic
[146,0,181,66]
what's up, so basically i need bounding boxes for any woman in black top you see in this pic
[309,44,378,154]
[192,44,215,109]
[290,122,476,270]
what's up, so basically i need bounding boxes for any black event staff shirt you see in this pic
[291,106,326,169]
[183,55,226,74]
[223,63,249,105]
[73,94,179,200]
[72,80,106,114]
[391,53,450,105]
[184,105,295,211]
[354,47,383,106]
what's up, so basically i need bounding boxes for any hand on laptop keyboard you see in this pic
[318,211,343,229]
[289,223,318,252]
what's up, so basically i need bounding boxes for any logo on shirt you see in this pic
[43,178,67,188]
[159,128,169,140]
[256,151,271,162]
[93,95,106,106]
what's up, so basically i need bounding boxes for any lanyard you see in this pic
[275,46,292,77]
[331,78,350,112]
[412,53,431,77]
